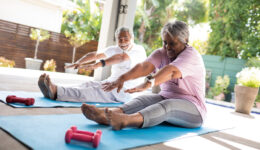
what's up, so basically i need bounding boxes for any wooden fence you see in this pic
[0,19,98,72]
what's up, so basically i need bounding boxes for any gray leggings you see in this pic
[120,94,203,128]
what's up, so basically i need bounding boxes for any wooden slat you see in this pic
[0,19,98,73]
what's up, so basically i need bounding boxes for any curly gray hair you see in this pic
[161,21,189,44]
[115,26,134,40]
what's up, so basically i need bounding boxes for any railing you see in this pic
[202,55,246,90]
[0,19,98,72]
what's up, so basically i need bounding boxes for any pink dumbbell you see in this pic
[6,95,35,106]
[65,126,102,148]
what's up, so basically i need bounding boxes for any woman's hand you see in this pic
[102,78,125,93]
[125,81,151,93]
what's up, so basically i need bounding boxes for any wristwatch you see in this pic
[145,75,155,87]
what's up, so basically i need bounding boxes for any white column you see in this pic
[117,0,137,29]
[94,0,137,81]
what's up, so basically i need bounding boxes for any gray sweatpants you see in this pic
[121,94,203,128]
[56,81,131,103]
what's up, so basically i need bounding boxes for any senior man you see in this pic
[38,27,147,103]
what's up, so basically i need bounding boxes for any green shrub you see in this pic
[43,59,56,72]
[245,57,260,68]
[0,57,15,67]
[210,75,230,96]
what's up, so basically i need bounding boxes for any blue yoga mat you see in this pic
[0,113,232,150]
[0,91,123,108]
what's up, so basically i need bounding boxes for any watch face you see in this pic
[147,75,153,80]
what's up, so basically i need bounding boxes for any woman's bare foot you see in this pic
[44,75,57,100]
[107,110,127,130]
[81,104,110,125]
[38,73,49,98]
[107,111,144,130]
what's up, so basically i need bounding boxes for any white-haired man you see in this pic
[38,27,147,103]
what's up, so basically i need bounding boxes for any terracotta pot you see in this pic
[235,85,259,114]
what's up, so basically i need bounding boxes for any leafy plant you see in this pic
[210,75,230,96]
[255,95,260,102]
[61,0,102,63]
[29,28,50,59]
[245,57,260,68]
[134,0,208,56]
[191,39,208,55]
[43,59,56,72]
[207,0,259,59]
[236,67,260,88]
[0,57,15,67]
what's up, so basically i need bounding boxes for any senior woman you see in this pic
[81,20,207,130]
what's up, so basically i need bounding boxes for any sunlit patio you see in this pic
[0,0,259,149]
[0,67,260,150]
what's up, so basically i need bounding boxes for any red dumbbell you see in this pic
[65,126,102,148]
[6,95,35,106]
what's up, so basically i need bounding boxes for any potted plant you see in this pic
[235,67,260,114]
[64,31,89,73]
[209,75,230,101]
[25,28,50,70]
[43,59,56,72]
[61,1,102,73]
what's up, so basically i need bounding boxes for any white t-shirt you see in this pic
[103,44,147,89]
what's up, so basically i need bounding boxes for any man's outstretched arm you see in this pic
[78,52,130,70]
[65,52,106,69]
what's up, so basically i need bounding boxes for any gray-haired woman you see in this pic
[82,20,207,130]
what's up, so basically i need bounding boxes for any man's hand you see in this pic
[78,63,99,71]
[125,81,151,93]
[102,78,125,93]
[64,63,80,69]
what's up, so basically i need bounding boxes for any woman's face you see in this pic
[117,31,132,50]
[162,33,186,60]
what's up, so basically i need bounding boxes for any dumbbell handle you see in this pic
[70,126,95,136]
[71,133,93,142]
[75,130,94,136]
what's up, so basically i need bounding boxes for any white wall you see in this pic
[0,0,72,33]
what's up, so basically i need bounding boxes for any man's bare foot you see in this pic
[38,73,49,98]
[44,75,57,100]
[81,104,110,125]
[107,111,144,130]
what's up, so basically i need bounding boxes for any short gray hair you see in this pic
[161,21,189,44]
[115,26,134,39]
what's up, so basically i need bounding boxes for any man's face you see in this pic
[117,31,132,50]
[163,33,186,60]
